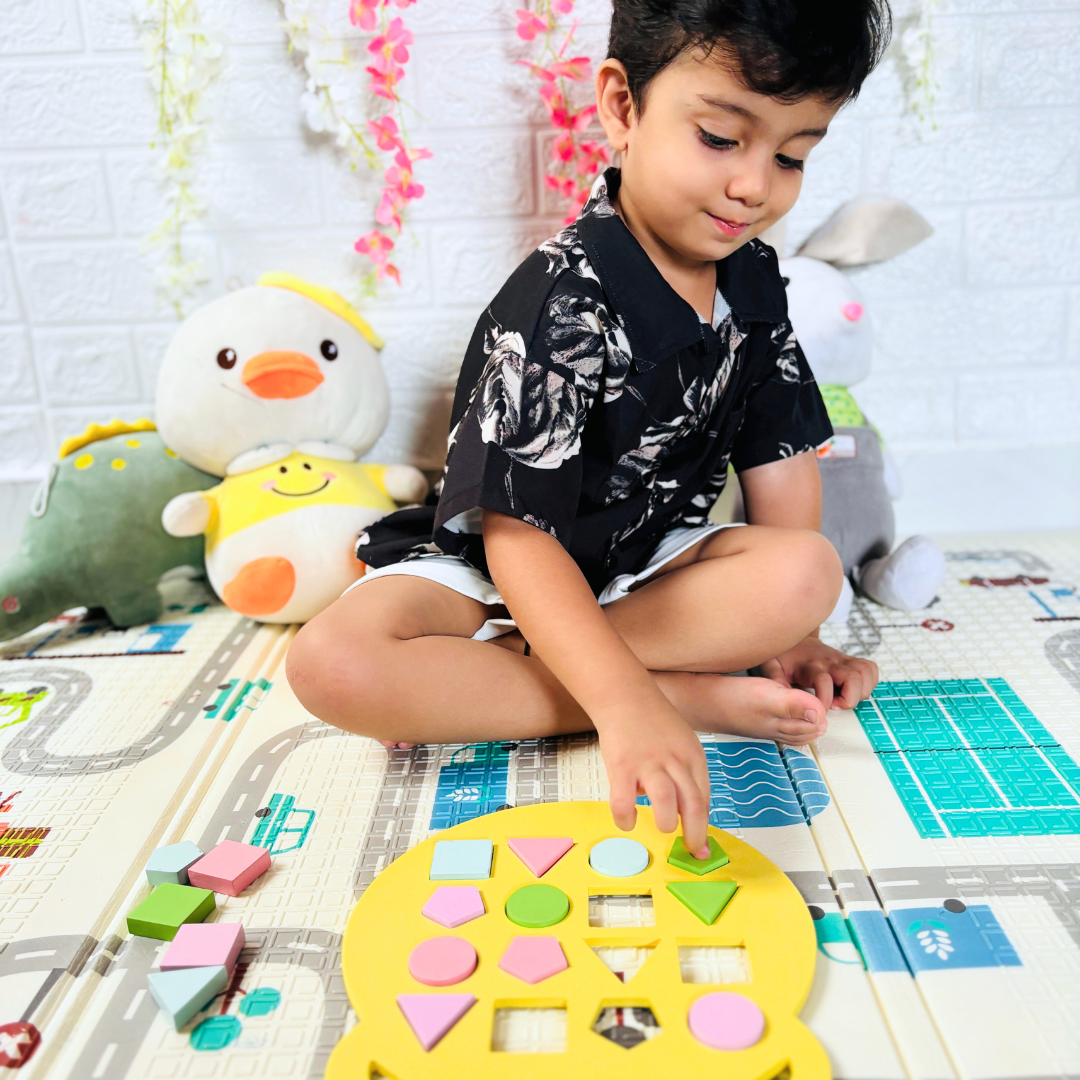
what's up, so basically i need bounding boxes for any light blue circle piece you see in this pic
[589,837,650,877]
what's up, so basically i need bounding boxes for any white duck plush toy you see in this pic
[778,197,947,623]
[157,272,427,623]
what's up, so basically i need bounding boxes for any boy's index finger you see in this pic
[672,771,710,859]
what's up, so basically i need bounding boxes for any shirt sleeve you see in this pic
[433,275,608,554]
[730,319,833,473]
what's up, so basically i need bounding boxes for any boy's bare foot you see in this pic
[655,672,827,745]
[381,740,417,750]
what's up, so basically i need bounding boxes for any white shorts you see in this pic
[343,522,744,641]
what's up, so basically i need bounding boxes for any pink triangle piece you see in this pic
[397,994,476,1051]
[507,837,574,878]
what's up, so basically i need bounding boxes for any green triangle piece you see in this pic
[667,835,729,875]
[666,880,738,925]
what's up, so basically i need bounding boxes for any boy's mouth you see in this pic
[708,213,750,238]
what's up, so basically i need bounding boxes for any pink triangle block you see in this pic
[507,837,574,878]
[397,994,476,1051]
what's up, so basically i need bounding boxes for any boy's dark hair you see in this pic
[609,0,892,108]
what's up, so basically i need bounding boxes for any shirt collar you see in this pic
[574,168,787,368]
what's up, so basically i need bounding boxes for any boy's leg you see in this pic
[287,525,841,746]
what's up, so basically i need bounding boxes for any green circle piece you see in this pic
[505,883,570,928]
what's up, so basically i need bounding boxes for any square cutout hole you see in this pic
[678,944,750,984]
[491,1007,567,1053]
[588,894,655,928]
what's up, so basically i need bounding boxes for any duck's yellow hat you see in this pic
[257,271,384,350]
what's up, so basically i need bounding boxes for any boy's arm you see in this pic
[739,452,878,709]
[483,510,712,859]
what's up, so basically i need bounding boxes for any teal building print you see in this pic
[855,679,1080,837]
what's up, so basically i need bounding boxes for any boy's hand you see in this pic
[759,635,878,712]
[597,702,712,860]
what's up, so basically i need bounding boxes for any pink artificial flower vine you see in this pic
[518,1,610,224]
[348,0,430,289]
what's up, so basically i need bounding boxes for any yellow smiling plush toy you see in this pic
[156,272,428,623]
[162,451,401,623]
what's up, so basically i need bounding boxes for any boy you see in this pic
[287,0,888,860]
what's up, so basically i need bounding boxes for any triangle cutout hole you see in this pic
[585,938,659,983]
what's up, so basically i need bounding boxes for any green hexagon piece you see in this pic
[667,835,729,876]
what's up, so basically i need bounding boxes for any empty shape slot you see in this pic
[590,942,656,983]
[592,1004,661,1049]
[491,1007,567,1053]
[678,944,750,984]
[588,894,655,928]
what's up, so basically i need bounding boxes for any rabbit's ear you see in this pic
[796,196,933,267]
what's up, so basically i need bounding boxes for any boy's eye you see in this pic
[698,129,737,151]
[775,153,804,172]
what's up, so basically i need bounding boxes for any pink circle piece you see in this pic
[688,992,765,1051]
[408,936,478,987]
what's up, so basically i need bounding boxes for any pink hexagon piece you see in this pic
[498,936,568,984]
[422,886,486,929]
[688,992,765,1051]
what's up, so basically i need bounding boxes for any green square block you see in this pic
[127,883,216,941]
[667,835,729,876]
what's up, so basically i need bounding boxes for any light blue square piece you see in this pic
[429,839,493,881]
[146,841,204,887]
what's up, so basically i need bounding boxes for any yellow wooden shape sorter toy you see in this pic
[161,450,400,623]
[328,802,829,1080]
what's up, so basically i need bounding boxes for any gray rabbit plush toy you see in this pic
[779,196,946,623]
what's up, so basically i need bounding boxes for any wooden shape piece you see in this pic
[421,886,486,929]
[161,922,245,974]
[187,840,271,896]
[666,880,738,925]
[688,991,765,1050]
[407,937,478,986]
[507,837,574,878]
[146,965,229,1030]
[146,841,204,887]
[667,835,730,876]
[498,936,568,984]
[396,994,476,1051]
[127,884,216,941]
[428,839,493,881]
[588,837,650,877]
[504,883,570,928]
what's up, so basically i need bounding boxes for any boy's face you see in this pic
[603,49,841,263]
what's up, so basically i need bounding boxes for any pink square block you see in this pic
[187,841,270,896]
[161,922,245,974]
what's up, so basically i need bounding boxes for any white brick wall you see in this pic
[1,0,1078,549]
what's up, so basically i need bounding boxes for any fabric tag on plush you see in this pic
[817,434,858,459]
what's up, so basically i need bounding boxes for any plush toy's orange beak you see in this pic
[241,351,324,400]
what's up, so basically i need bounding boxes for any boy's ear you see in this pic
[595,58,635,154]
[796,196,933,267]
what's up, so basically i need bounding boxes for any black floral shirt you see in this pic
[360,168,832,595]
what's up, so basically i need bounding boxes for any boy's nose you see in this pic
[725,157,770,208]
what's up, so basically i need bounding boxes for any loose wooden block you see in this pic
[507,837,573,878]
[127,884,216,941]
[147,965,229,1030]
[187,840,270,896]
[667,835,729,876]
[666,880,738,925]
[428,839,493,881]
[397,994,476,1051]
[161,922,245,974]
[146,841,204,887]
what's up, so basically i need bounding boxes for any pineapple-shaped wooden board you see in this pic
[328,802,828,1079]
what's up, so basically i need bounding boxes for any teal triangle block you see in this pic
[147,964,228,1030]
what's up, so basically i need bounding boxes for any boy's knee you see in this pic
[785,529,844,619]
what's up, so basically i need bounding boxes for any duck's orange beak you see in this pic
[241,351,324,400]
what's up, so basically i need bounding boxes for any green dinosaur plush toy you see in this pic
[0,420,217,643]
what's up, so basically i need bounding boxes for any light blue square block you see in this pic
[429,839,493,880]
[146,841,204,887]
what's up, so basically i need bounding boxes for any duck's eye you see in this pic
[217,348,237,369]
[320,339,338,361]
[302,462,312,470]
[279,465,288,474]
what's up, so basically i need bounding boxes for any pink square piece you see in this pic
[161,922,245,974]
[187,840,270,896]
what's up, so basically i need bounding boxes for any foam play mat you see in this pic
[0,531,1077,1079]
